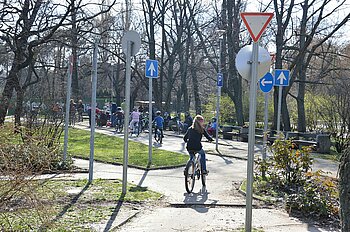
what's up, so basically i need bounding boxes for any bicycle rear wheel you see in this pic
[155,130,160,142]
[184,160,195,193]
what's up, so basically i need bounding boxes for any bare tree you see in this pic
[272,0,350,132]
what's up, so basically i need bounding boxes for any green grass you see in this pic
[65,128,188,168]
[1,179,162,231]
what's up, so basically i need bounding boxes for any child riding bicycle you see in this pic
[183,115,213,174]
[153,111,164,142]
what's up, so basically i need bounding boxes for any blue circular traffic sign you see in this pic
[259,72,274,93]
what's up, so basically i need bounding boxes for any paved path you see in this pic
[52,159,335,232]
[57,123,339,231]
[74,122,339,178]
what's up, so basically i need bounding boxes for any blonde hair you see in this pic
[191,115,205,134]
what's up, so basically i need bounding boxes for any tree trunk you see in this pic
[339,147,350,232]
[164,55,176,112]
[114,60,121,106]
[0,62,20,125]
[282,90,291,131]
[14,87,24,126]
[190,40,201,114]
[226,0,244,126]
[272,0,294,131]
[71,0,79,99]
[180,29,191,112]
[297,82,307,132]
[295,0,308,132]
[0,76,15,124]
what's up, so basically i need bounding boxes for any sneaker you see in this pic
[202,170,209,175]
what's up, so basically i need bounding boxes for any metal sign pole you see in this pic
[245,41,259,232]
[215,86,221,151]
[122,40,133,195]
[89,40,98,183]
[277,86,282,133]
[63,56,72,162]
[216,38,222,152]
[263,92,268,160]
[148,75,153,163]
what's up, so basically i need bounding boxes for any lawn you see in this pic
[0,179,162,231]
[65,128,188,169]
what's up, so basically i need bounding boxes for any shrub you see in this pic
[0,122,72,230]
[255,139,339,222]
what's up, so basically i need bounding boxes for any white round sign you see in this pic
[121,30,141,56]
[235,45,271,81]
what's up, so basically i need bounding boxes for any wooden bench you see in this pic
[239,127,265,142]
[286,132,330,153]
[221,126,241,140]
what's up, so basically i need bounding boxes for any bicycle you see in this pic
[184,151,206,193]
[130,121,140,136]
[115,118,124,133]
[154,126,162,144]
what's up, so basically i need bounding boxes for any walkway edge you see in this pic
[73,156,185,171]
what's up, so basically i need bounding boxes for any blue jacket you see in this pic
[153,116,164,127]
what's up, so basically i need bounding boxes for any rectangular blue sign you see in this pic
[145,59,158,78]
[217,73,223,87]
[274,69,290,86]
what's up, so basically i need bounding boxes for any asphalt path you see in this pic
[65,123,338,231]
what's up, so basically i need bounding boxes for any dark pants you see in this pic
[154,126,163,138]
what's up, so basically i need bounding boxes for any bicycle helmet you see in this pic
[212,117,217,122]
[156,111,161,115]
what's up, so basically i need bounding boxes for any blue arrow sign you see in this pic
[259,72,274,93]
[274,69,290,86]
[145,59,158,78]
[217,73,223,87]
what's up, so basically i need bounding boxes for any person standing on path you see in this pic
[183,115,213,174]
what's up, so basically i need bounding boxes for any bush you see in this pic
[0,122,72,230]
[255,139,339,222]
[257,139,312,188]
[286,171,339,218]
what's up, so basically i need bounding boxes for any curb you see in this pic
[168,202,258,208]
[206,151,248,161]
[111,211,140,231]
[73,156,186,171]
[238,180,277,205]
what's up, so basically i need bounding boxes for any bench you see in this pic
[221,126,241,140]
[286,132,331,153]
[239,127,265,142]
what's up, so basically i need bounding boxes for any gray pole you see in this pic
[122,40,133,195]
[148,77,153,163]
[245,41,259,232]
[111,64,114,100]
[277,86,282,133]
[89,40,98,183]
[63,56,72,161]
[262,92,268,161]
[216,38,222,152]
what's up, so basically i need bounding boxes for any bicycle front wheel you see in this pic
[184,160,195,193]
[200,165,206,187]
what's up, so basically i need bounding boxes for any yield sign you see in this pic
[240,12,274,42]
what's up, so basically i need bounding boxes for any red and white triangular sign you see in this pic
[240,12,274,42]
